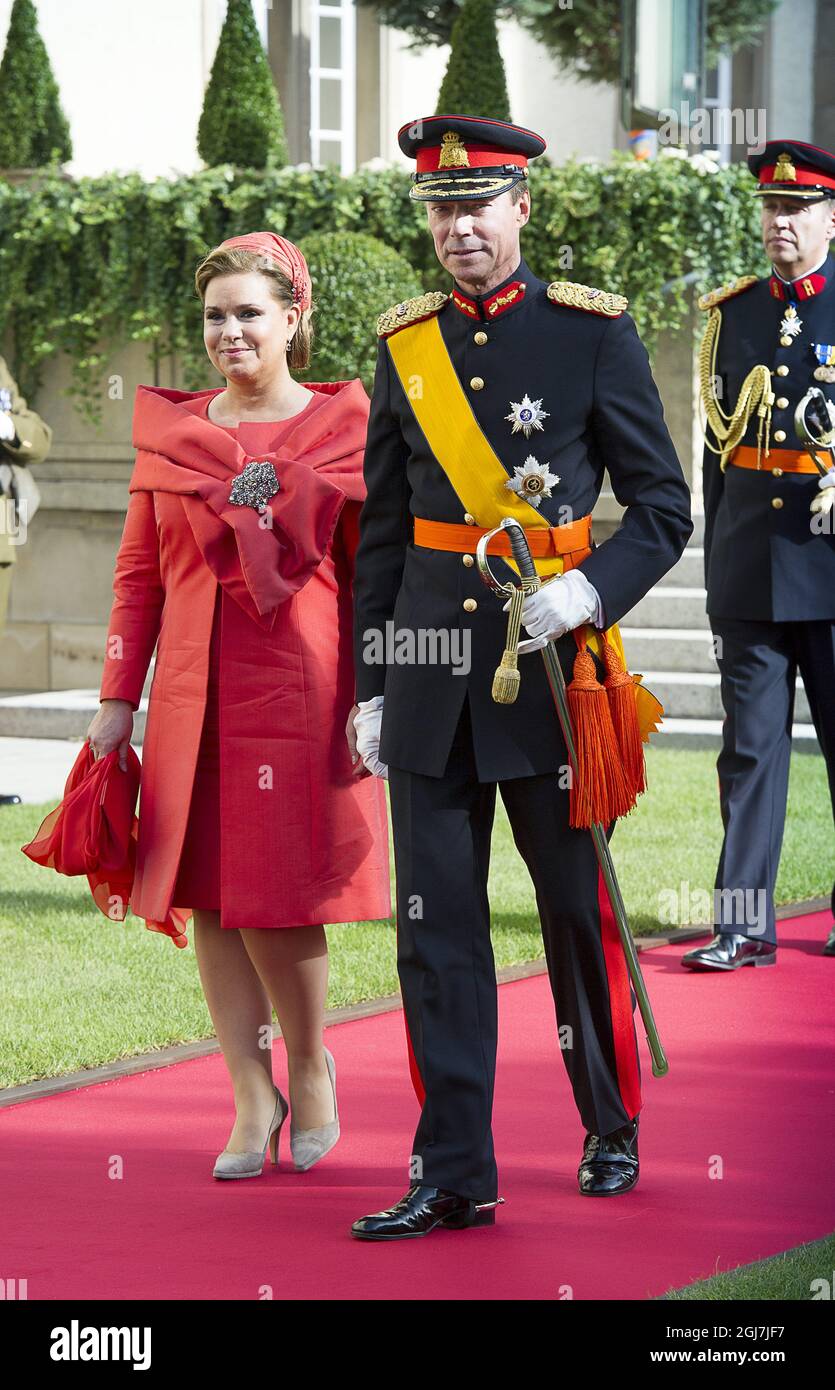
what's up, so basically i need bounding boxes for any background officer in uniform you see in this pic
[683,140,835,971]
[347,115,692,1241]
[0,355,52,805]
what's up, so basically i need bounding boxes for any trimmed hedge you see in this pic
[0,156,766,423]
[297,231,422,392]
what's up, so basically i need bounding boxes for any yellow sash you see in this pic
[386,315,663,741]
[388,318,571,568]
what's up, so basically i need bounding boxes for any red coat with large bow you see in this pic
[98,381,391,937]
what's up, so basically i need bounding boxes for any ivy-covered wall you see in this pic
[0,155,767,423]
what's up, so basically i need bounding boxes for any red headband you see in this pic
[214,231,312,311]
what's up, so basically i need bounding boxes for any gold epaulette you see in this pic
[697,276,758,311]
[377,292,449,338]
[546,281,628,317]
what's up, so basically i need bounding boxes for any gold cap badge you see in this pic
[438,131,470,169]
[773,153,797,182]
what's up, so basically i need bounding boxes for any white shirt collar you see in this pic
[773,252,829,286]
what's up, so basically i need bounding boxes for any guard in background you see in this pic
[348,115,692,1241]
[683,140,835,971]
[0,355,52,806]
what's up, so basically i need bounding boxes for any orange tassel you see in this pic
[566,629,633,829]
[602,634,646,808]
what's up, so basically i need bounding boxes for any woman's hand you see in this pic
[345,703,371,779]
[86,699,134,771]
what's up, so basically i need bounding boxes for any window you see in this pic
[310,1,356,173]
[702,52,733,163]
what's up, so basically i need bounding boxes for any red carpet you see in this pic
[2,910,834,1300]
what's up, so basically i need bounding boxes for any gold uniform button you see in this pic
[463,598,478,612]
[775,396,789,409]
[771,466,783,477]
[773,429,786,442]
[772,497,783,509]
[474,331,488,345]
[776,364,789,377]
[780,335,793,347]
[462,553,474,567]
[463,512,476,525]
[469,376,484,390]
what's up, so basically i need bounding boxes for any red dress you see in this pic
[171,391,331,912]
[98,378,390,938]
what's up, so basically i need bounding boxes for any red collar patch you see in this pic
[451,288,479,317]
[483,280,526,317]
[451,280,527,321]
[769,272,826,301]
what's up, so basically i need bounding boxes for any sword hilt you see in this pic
[503,516,539,584]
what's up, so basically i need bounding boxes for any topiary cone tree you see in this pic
[0,0,72,170]
[197,0,289,169]
[436,0,512,121]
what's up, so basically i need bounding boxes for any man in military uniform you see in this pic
[683,140,835,972]
[347,115,692,1240]
[0,355,52,805]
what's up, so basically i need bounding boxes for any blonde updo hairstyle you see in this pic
[194,246,314,371]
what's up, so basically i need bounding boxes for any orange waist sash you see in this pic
[413,513,592,570]
[729,446,828,475]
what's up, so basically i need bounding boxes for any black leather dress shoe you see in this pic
[351,1184,503,1240]
[578,1118,639,1196]
[823,927,835,957]
[0,793,21,806]
[681,932,776,971]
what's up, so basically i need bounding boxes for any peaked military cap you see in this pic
[748,139,835,201]
[397,114,546,202]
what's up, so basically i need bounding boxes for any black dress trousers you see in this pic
[388,692,643,1203]
[711,616,835,943]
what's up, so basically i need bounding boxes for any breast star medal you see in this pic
[504,393,549,438]
[505,456,560,507]
[228,459,280,513]
[779,305,803,346]
[813,344,835,383]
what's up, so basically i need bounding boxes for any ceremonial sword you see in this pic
[475,516,669,1078]
[795,387,835,518]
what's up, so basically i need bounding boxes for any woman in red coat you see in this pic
[85,232,390,1177]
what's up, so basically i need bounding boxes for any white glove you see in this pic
[503,569,601,654]
[812,464,835,516]
[0,412,16,443]
[353,695,388,779]
[817,465,835,491]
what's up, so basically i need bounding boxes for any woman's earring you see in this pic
[285,337,293,352]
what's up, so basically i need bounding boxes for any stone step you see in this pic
[645,671,811,723]
[0,688,819,766]
[621,626,718,673]
[653,717,819,751]
[625,586,709,629]
[0,689,147,741]
[663,546,705,588]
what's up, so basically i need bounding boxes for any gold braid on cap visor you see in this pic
[410,173,525,200]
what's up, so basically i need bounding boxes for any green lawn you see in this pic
[0,745,831,1088]
[665,1232,835,1300]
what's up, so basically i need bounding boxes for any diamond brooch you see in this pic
[228,460,280,513]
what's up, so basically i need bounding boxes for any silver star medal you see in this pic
[780,306,803,339]
[505,455,560,508]
[228,459,280,513]
[504,393,549,438]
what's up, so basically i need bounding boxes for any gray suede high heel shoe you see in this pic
[213,1085,289,1179]
[290,1047,340,1172]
